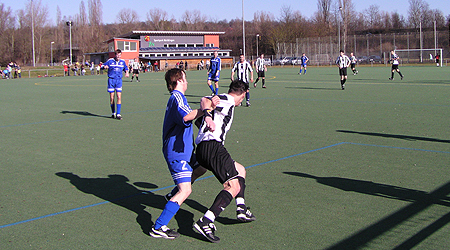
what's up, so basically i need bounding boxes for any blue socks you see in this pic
[116,104,121,115]
[154,201,180,229]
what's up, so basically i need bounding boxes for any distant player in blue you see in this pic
[102,49,129,120]
[298,53,309,75]
[207,51,221,95]
[150,68,218,240]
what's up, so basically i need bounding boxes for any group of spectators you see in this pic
[1,62,21,79]
[63,60,101,76]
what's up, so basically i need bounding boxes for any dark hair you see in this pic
[339,50,344,53]
[228,80,249,95]
[115,49,122,54]
[165,68,185,92]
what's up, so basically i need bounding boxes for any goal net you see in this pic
[394,49,443,67]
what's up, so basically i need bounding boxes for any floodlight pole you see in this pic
[31,0,36,67]
[242,0,245,57]
[256,34,259,57]
[67,21,73,65]
[50,41,54,66]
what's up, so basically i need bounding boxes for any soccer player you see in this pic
[193,79,255,243]
[102,49,129,120]
[389,50,404,81]
[130,58,140,82]
[231,54,253,106]
[350,52,358,75]
[150,68,218,240]
[298,53,309,75]
[207,51,221,95]
[335,50,351,90]
[254,53,267,88]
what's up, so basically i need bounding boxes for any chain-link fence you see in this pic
[275,30,449,66]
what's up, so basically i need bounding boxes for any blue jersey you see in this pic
[103,58,128,79]
[209,56,221,74]
[300,56,309,65]
[162,90,194,163]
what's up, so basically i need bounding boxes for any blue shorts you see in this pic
[167,154,198,185]
[301,64,307,68]
[208,72,220,82]
[107,78,123,93]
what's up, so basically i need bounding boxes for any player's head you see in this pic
[390,50,394,54]
[302,53,305,56]
[115,49,122,60]
[239,54,245,62]
[339,50,344,55]
[165,68,186,92]
[350,52,354,56]
[214,51,218,57]
[260,53,264,58]
[228,80,249,105]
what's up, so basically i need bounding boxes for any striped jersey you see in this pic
[391,53,400,65]
[232,60,253,83]
[195,94,235,145]
[335,55,351,68]
[209,56,221,73]
[256,58,265,72]
[350,56,357,64]
[131,61,140,70]
[102,58,128,79]
[162,90,194,162]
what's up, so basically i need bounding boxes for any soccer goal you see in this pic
[394,48,443,67]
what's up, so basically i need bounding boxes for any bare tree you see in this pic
[180,10,206,30]
[117,8,139,24]
[408,0,430,28]
[0,3,16,64]
[364,5,381,29]
[146,8,168,30]
[315,0,333,35]
[339,0,354,52]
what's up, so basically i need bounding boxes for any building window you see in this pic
[206,43,214,47]
[116,41,137,52]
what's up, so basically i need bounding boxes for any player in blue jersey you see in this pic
[298,53,309,75]
[150,68,218,240]
[102,49,129,120]
[207,51,221,95]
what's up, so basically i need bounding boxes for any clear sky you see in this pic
[6,0,450,25]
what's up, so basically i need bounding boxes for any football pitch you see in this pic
[1,65,450,249]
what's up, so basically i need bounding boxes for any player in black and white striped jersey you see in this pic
[254,53,267,88]
[335,50,351,90]
[231,54,253,106]
[389,50,404,80]
[350,53,358,75]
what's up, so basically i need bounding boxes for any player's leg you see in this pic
[151,160,194,239]
[234,162,256,222]
[207,78,215,95]
[164,165,207,201]
[303,65,307,74]
[396,68,404,79]
[262,77,266,88]
[108,79,116,118]
[115,90,122,120]
[214,80,219,95]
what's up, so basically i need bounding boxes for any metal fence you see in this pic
[275,30,449,66]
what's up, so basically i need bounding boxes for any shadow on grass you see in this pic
[55,172,240,241]
[337,129,450,143]
[284,171,450,249]
[60,111,110,118]
[55,172,207,241]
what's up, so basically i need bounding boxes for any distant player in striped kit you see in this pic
[231,54,253,106]
[350,53,358,75]
[130,58,140,82]
[207,51,221,95]
[102,49,129,120]
[389,50,404,81]
[254,53,267,88]
[298,53,309,75]
[335,50,351,90]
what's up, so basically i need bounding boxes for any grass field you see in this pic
[1,65,450,249]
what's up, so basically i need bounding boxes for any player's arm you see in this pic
[249,65,254,83]
[231,69,235,81]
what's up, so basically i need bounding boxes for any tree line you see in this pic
[0,0,448,66]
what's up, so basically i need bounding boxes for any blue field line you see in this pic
[345,142,450,154]
[0,109,164,128]
[2,141,448,229]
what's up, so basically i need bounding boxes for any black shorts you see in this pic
[391,64,399,70]
[339,67,348,76]
[133,69,139,74]
[350,63,356,69]
[257,71,265,78]
[196,140,238,184]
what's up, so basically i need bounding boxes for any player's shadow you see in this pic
[285,86,341,91]
[55,172,207,240]
[284,171,450,249]
[60,111,110,118]
[337,129,450,144]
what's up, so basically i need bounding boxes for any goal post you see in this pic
[394,48,443,67]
